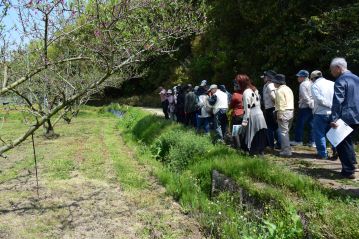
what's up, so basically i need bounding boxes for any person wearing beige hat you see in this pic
[310,70,335,160]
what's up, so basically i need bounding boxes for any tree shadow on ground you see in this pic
[0,188,104,215]
[290,152,316,159]
[295,167,342,180]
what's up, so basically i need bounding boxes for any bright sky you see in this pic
[1,3,32,51]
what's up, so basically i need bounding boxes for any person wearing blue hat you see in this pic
[290,70,315,147]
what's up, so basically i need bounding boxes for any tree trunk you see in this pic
[44,119,58,139]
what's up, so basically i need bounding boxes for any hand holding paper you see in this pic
[326,119,353,147]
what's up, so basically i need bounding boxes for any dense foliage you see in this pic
[144,0,359,91]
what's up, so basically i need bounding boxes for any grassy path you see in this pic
[0,110,203,239]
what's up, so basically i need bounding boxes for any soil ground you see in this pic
[0,112,203,239]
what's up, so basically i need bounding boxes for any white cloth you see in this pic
[298,78,314,109]
[243,89,261,122]
[242,89,267,150]
[213,89,228,114]
[311,77,334,115]
[198,94,211,118]
[263,82,276,109]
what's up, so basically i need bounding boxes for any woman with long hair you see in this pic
[236,74,268,155]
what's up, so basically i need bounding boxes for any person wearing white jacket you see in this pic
[291,70,315,147]
[310,70,335,159]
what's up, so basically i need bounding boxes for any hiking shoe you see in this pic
[315,155,327,160]
[279,151,292,157]
[341,173,356,179]
[290,141,303,146]
[328,155,338,161]
[309,142,316,148]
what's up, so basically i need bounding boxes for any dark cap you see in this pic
[261,70,277,80]
[271,74,286,85]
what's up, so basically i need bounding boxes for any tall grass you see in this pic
[113,105,359,239]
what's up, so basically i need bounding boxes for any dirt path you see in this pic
[138,107,164,117]
[0,115,203,238]
[267,145,359,196]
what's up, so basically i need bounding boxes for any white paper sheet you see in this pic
[232,125,242,136]
[326,119,353,147]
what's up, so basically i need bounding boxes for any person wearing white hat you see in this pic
[208,84,229,142]
[310,70,335,160]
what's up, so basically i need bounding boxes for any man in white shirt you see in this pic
[291,70,315,147]
[208,84,229,142]
[310,70,335,159]
[262,70,280,149]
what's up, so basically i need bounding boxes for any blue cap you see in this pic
[296,70,309,77]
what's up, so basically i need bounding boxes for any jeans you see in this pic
[337,125,358,176]
[214,109,228,141]
[277,110,293,154]
[294,108,314,143]
[312,114,331,158]
[197,117,210,134]
[265,107,280,148]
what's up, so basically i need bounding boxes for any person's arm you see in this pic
[300,82,314,108]
[197,95,205,107]
[331,79,346,126]
[242,90,251,126]
[268,83,276,102]
[275,89,286,120]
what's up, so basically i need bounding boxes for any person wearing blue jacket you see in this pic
[330,57,359,179]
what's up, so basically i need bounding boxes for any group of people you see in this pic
[158,57,359,179]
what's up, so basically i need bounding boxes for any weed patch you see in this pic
[116,106,359,239]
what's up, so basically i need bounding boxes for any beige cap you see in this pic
[208,84,218,91]
[310,70,322,80]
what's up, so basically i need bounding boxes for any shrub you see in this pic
[151,130,213,171]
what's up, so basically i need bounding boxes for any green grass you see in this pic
[116,105,359,239]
